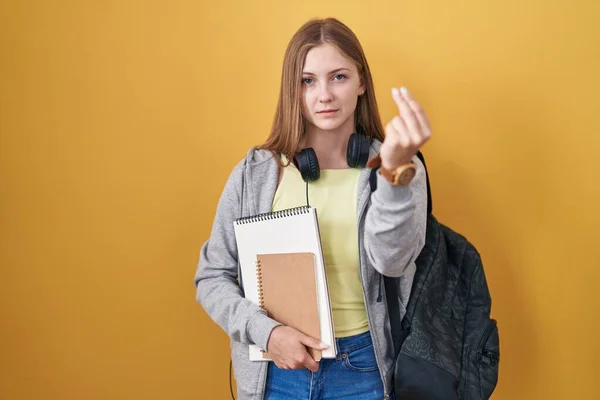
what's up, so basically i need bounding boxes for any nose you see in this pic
[317,82,334,103]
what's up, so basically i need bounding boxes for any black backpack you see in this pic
[370,152,500,400]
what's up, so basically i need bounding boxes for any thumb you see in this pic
[299,334,328,350]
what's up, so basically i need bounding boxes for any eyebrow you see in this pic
[302,68,351,76]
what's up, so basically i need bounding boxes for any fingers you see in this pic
[391,87,432,146]
[302,353,319,372]
[271,330,326,371]
[388,116,412,148]
[298,335,325,371]
[391,87,406,116]
[399,87,432,139]
[300,335,328,351]
[392,87,422,145]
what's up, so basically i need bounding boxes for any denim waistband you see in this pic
[334,331,373,355]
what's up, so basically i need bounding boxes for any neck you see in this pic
[301,119,355,170]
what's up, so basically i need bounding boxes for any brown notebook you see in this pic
[256,252,322,361]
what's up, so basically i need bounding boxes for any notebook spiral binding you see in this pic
[256,258,265,308]
[234,206,310,225]
[256,258,268,358]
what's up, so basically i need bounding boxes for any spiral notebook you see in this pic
[256,252,322,361]
[233,206,337,361]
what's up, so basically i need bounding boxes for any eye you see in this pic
[302,77,314,84]
[333,74,347,81]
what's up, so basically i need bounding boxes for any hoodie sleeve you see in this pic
[364,156,427,278]
[194,162,281,350]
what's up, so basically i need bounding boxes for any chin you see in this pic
[311,119,348,132]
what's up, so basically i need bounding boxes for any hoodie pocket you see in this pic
[463,318,500,399]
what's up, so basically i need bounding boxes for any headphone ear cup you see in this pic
[294,148,320,182]
[347,133,372,168]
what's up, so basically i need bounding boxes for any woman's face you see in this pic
[301,43,364,134]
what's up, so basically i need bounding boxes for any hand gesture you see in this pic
[380,87,432,170]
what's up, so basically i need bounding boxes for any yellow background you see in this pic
[1,1,598,399]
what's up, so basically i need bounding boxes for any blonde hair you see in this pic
[258,18,385,164]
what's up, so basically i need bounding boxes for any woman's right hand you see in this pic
[266,326,328,372]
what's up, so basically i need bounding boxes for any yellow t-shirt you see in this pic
[272,158,369,338]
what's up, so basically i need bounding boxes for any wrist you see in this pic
[381,156,413,171]
[249,312,282,351]
[368,155,417,187]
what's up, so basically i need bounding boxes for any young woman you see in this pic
[195,17,432,400]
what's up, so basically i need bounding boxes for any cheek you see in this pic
[301,90,312,117]
[305,88,319,106]
[340,86,359,110]
[304,88,316,105]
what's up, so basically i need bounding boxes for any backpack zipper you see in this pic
[476,319,499,365]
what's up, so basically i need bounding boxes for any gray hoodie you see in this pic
[194,139,427,399]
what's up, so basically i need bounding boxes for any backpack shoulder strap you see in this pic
[371,150,434,354]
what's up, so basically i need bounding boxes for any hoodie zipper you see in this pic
[357,190,390,398]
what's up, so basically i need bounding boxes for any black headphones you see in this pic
[292,132,372,182]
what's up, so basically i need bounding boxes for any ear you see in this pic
[358,78,366,96]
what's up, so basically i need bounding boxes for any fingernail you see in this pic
[400,87,409,95]
[319,342,329,349]
[391,87,400,96]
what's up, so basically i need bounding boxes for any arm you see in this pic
[364,156,427,277]
[194,162,280,349]
[365,86,431,277]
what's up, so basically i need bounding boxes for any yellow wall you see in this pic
[1,1,598,399]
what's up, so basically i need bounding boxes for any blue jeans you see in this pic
[264,331,390,399]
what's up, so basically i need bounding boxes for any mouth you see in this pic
[317,109,338,115]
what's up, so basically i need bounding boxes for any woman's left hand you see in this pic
[379,87,432,170]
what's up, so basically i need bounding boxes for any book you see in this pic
[233,206,337,361]
[256,252,322,361]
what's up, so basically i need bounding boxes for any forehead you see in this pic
[302,43,356,73]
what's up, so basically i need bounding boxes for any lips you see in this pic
[317,109,338,114]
